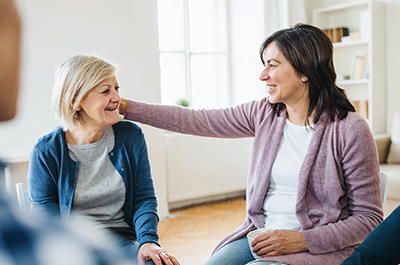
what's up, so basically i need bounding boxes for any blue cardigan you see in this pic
[27,121,159,247]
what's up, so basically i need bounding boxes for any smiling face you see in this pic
[259,42,309,109]
[76,76,121,131]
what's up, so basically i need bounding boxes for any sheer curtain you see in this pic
[263,0,307,37]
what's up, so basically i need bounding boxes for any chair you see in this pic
[16,182,30,212]
[380,172,388,207]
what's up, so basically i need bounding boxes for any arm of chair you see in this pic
[374,134,391,164]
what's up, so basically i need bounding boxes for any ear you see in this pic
[71,101,81,112]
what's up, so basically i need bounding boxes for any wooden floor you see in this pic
[158,197,247,265]
[158,197,399,265]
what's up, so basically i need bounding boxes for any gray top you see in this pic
[68,126,129,229]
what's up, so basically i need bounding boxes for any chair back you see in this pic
[379,172,388,207]
[16,182,30,212]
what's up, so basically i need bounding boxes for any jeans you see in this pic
[204,237,287,265]
[120,240,156,265]
[341,205,400,265]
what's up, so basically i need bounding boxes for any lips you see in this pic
[105,107,117,111]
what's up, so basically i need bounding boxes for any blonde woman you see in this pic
[28,55,180,265]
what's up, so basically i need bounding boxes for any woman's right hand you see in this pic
[251,229,308,258]
[138,243,180,265]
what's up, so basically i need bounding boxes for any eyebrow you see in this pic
[266,59,281,64]
[99,83,119,88]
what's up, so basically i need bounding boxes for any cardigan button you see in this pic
[121,168,125,172]
[110,152,114,156]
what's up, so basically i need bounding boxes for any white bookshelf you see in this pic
[313,0,386,134]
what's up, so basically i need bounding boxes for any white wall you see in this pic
[165,133,252,209]
[0,0,169,218]
[230,0,266,105]
[385,0,400,133]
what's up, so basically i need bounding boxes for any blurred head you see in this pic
[259,23,354,124]
[0,0,22,122]
[52,55,119,131]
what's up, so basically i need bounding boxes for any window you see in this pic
[157,0,230,109]
[157,0,266,109]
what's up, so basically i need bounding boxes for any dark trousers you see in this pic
[342,205,400,265]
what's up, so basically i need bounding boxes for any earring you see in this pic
[301,76,308,82]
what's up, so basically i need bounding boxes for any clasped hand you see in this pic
[138,243,180,265]
[251,229,308,258]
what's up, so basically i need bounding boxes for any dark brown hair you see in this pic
[259,23,355,125]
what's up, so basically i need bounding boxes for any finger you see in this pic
[150,254,163,265]
[263,249,280,257]
[169,254,181,265]
[251,231,273,247]
[256,245,277,258]
[252,236,272,252]
[165,253,181,265]
[137,257,145,265]
[138,253,153,265]
[159,252,173,265]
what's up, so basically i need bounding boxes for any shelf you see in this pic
[334,40,368,48]
[313,0,369,14]
[313,0,386,134]
[337,79,369,86]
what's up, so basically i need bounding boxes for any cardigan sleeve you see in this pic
[117,124,160,248]
[132,136,160,248]
[123,99,273,138]
[27,144,61,217]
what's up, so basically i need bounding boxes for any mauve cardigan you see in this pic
[124,98,383,265]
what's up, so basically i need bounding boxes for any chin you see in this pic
[267,96,278,104]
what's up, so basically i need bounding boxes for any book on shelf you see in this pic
[352,100,368,120]
[323,27,349,43]
[362,53,369,79]
[351,53,368,80]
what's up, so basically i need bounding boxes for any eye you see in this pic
[269,63,276,68]
[115,86,120,92]
[102,89,110,94]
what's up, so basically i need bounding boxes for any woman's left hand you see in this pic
[138,243,180,265]
[251,229,308,257]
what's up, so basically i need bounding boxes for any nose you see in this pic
[111,89,121,103]
[259,67,269,81]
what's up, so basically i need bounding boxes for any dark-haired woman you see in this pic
[119,23,383,265]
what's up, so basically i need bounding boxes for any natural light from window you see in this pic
[157,0,266,109]
[157,0,229,109]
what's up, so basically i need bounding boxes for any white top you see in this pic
[264,119,313,229]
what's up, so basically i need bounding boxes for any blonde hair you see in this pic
[51,55,118,131]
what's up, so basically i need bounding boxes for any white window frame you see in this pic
[158,0,233,108]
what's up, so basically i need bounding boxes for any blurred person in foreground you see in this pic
[0,0,21,122]
[0,1,133,264]
[118,23,383,265]
[27,54,180,265]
